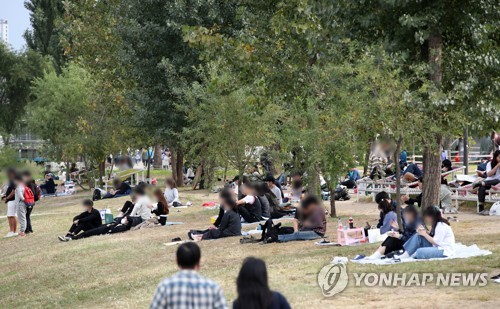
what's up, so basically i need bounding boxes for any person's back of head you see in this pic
[133,186,145,197]
[82,199,94,209]
[301,195,319,212]
[375,191,390,204]
[177,242,201,270]
[235,257,272,309]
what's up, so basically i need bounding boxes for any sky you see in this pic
[0,0,31,51]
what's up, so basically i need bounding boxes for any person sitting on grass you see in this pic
[264,175,283,205]
[474,150,500,215]
[236,182,262,223]
[152,188,169,217]
[102,178,131,199]
[366,204,421,259]
[278,196,326,242]
[58,199,102,241]
[441,159,453,172]
[40,173,56,195]
[164,178,182,207]
[395,206,455,260]
[189,190,241,241]
[377,198,398,235]
[233,257,291,309]
[150,242,228,309]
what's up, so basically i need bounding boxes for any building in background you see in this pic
[0,19,8,45]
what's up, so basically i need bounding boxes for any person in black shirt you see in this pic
[40,174,56,195]
[22,171,39,233]
[102,179,131,199]
[58,199,102,241]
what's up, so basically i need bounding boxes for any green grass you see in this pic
[0,189,499,308]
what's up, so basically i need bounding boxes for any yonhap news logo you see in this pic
[317,263,489,297]
[317,263,348,297]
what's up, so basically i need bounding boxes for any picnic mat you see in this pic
[351,243,491,265]
[241,216,295,227]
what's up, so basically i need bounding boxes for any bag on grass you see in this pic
[92,189,102,201]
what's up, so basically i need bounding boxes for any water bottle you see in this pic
[337,218,343,230]
[348,216,354,229]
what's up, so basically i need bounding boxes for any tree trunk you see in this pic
[421,31,443,210]
[422,135,443,210]
[308,163,321,197]
[363,138,373,176]
[176,147,184,187]
[192,160,205,190]
[98,160,105,187]
[223,161,228,183]
[170,146,178,184]
[326,182,337,218]
[153,144,162,169]
[394,136,403,229]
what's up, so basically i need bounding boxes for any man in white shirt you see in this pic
[264,175,282,205]
[129,187,152,222]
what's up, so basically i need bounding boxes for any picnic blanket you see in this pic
[351,243,491,265]
[241,215,295,228]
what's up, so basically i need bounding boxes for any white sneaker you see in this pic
[4,232,18,238]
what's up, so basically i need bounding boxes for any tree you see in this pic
[0,44,45,143]
[24,0,65,70]
[182,63,281,185]
[27,63,92,172]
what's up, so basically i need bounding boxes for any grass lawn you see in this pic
[1,188,499,308]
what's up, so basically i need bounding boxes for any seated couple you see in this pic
[102,179,131,199]
[58,187,168,241]
[40,173,56,195]
[189,189,241,241]
[367,205,455,260]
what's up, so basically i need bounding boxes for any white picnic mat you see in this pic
[351,243,492,265]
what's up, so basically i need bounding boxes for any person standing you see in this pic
[150,242,228,309]
[22,171,39,233]
[13,175,27,237]
[2,168,18,237]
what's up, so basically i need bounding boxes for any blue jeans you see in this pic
[403,234,445,259]
[403,163,422,177]
[278,231,321,242]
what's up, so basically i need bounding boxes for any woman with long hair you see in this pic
[164,178,181,207]
[396,206,455,259]
[474,150,500,214]
[377,199,397,234]
[233,257,290,309]
[152,188,169,216]
[189,189,241,241]
[367,204,421,259]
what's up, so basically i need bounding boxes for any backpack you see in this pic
[334,185,350,201]
[260,219,295,243]
[24,186,35,206]
[92,189,102,201]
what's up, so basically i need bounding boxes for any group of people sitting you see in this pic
[150,242,291,308]
[58,182,174,241]
[364,191,456,260]
[188,173,327,244]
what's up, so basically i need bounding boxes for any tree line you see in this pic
[0,0,498,216]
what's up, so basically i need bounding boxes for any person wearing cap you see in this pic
[58,199,102,241]
[40,173,56,195]
[264,175,282,205]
